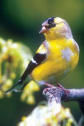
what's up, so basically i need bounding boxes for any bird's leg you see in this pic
[43,83,55,97]
[45,82,55,88]
[44,82,70,97]
[57,83,70,95]
[57,83,65,89]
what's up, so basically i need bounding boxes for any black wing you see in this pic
[5,53,46,93]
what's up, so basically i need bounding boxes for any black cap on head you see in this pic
[48,17,55,24]
[39,17,56,34]
[47,17,56,28]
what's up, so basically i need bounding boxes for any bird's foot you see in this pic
[44,82,70,98]
[57,83,70,96]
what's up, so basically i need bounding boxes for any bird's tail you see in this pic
[5,62,32,93]
[5,56,39,93]
[5,79,24,93]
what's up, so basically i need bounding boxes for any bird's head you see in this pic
[39,17,72,40]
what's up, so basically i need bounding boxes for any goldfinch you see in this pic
[6,17,79,93]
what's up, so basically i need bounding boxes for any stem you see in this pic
[43,86,84,114]
[63,89,84,101]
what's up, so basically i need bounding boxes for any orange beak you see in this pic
[39,21,49,34]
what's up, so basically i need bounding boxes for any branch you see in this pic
[43,85,84,114]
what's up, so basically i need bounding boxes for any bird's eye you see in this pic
[47,17,56,28]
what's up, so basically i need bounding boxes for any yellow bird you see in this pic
[6,17,79,92]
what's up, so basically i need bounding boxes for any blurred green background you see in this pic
[0,0,84,126]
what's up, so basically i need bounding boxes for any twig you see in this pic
[43,86,84,102]
[43,85,84,115]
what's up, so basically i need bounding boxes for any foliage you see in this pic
[21,80,40,104]
[18,101,77,126]
[0,38,40,104]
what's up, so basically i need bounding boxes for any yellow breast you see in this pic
[31,38,79,83]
